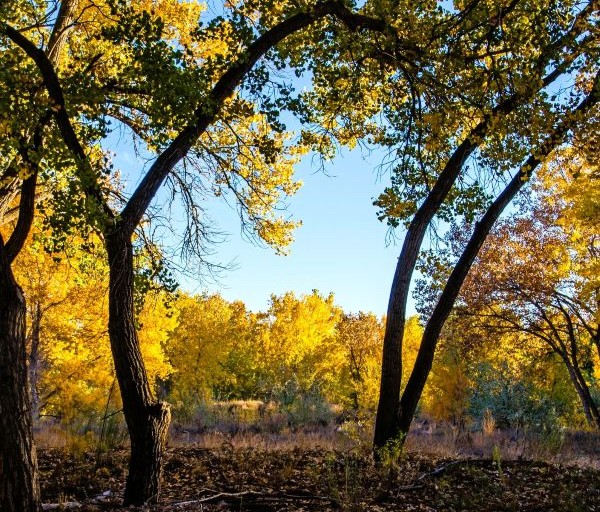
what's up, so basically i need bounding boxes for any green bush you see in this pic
[271,377,334,429]
[468,362,562,433]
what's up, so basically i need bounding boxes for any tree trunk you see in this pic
[383,75,600,443]
[560,353,600,430]
[0,234,41,512]
[371,27,591,451]
[373,155,474,451]
[397,166,528,435]
[372,229,419,449]
[105,230,171,506]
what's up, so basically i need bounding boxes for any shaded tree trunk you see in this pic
[398,176,523,435]
[392,77,599,438]
[0,234,41,512]
[560,353,600,430]
[0,7,77,505]
[374,137,482,451]
[105,230,171,506]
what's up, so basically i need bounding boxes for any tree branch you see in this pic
[119,0,405,235]
[3,23,116,226]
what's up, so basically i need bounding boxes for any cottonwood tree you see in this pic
[394,73,599,442]
[282,0,598,450]
[374,2,596,448]
[0,0,80,508]
[11,223,176,428]
[3,0,408,504]
[456,152,600,428]
[336,312,385,411]
[259,291,343,397]
[165,293,253,406]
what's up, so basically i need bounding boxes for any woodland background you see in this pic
[1,0,599,509]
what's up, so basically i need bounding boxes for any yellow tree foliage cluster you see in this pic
[13,230,401,425]
[166,290,387,413]
[12,219,594,432]
[162,293,430,417]
[420,156,600,430]
[8,223,176,427]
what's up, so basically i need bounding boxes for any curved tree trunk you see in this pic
[371,9,595,451]
[0,234,41,512]
[561,354,600,430]
[392,76,599,438]
[105,231,171,506]
[373,139,481,451]
[0,5,78,505]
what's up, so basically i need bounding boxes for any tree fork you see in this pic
[395,73,600,437]
[373,5,598,451]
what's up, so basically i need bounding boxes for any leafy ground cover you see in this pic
[39,444,600,511]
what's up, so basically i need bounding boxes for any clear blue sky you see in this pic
[112,138,414,317]
[197,150,412,316]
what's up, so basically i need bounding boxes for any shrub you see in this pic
[469,362,562,433]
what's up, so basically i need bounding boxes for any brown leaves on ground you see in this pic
[39,447,600,511]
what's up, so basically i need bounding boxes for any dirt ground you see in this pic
[39,445,600,511]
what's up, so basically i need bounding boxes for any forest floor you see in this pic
[39,439,600,511]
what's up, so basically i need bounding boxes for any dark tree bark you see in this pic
[0,236,41,512]
[0,174,41,512]
[562,354,600,429]
[105,231,171,505]
[373,5,596,451]
[394,73,599,437]
[374,121,514,449]
[0,4,89,508]
[559,305,600,429]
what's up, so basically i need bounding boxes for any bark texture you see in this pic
[106,231,171,506]
[0,234,41,512]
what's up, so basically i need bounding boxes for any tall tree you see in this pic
[283,0,598,450]
[165,293,252,405]
[3,0,400,504]
[0,0,79,507]
[336,312,385,411]
[371,0,599,450]
[0,182,41,512]
[260,291,342,396]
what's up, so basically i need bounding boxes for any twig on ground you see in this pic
[397,459,474,493]
[172,489,334,507]
[42,503,83,510]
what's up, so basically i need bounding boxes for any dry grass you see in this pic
[171,429,356,451]
[169,418,600,468]
[34,406,600,469]
[406,419,600,469]
[35,424,69,449]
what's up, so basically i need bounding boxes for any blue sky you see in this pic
[112,136,414,317]
[197,149,412,316]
